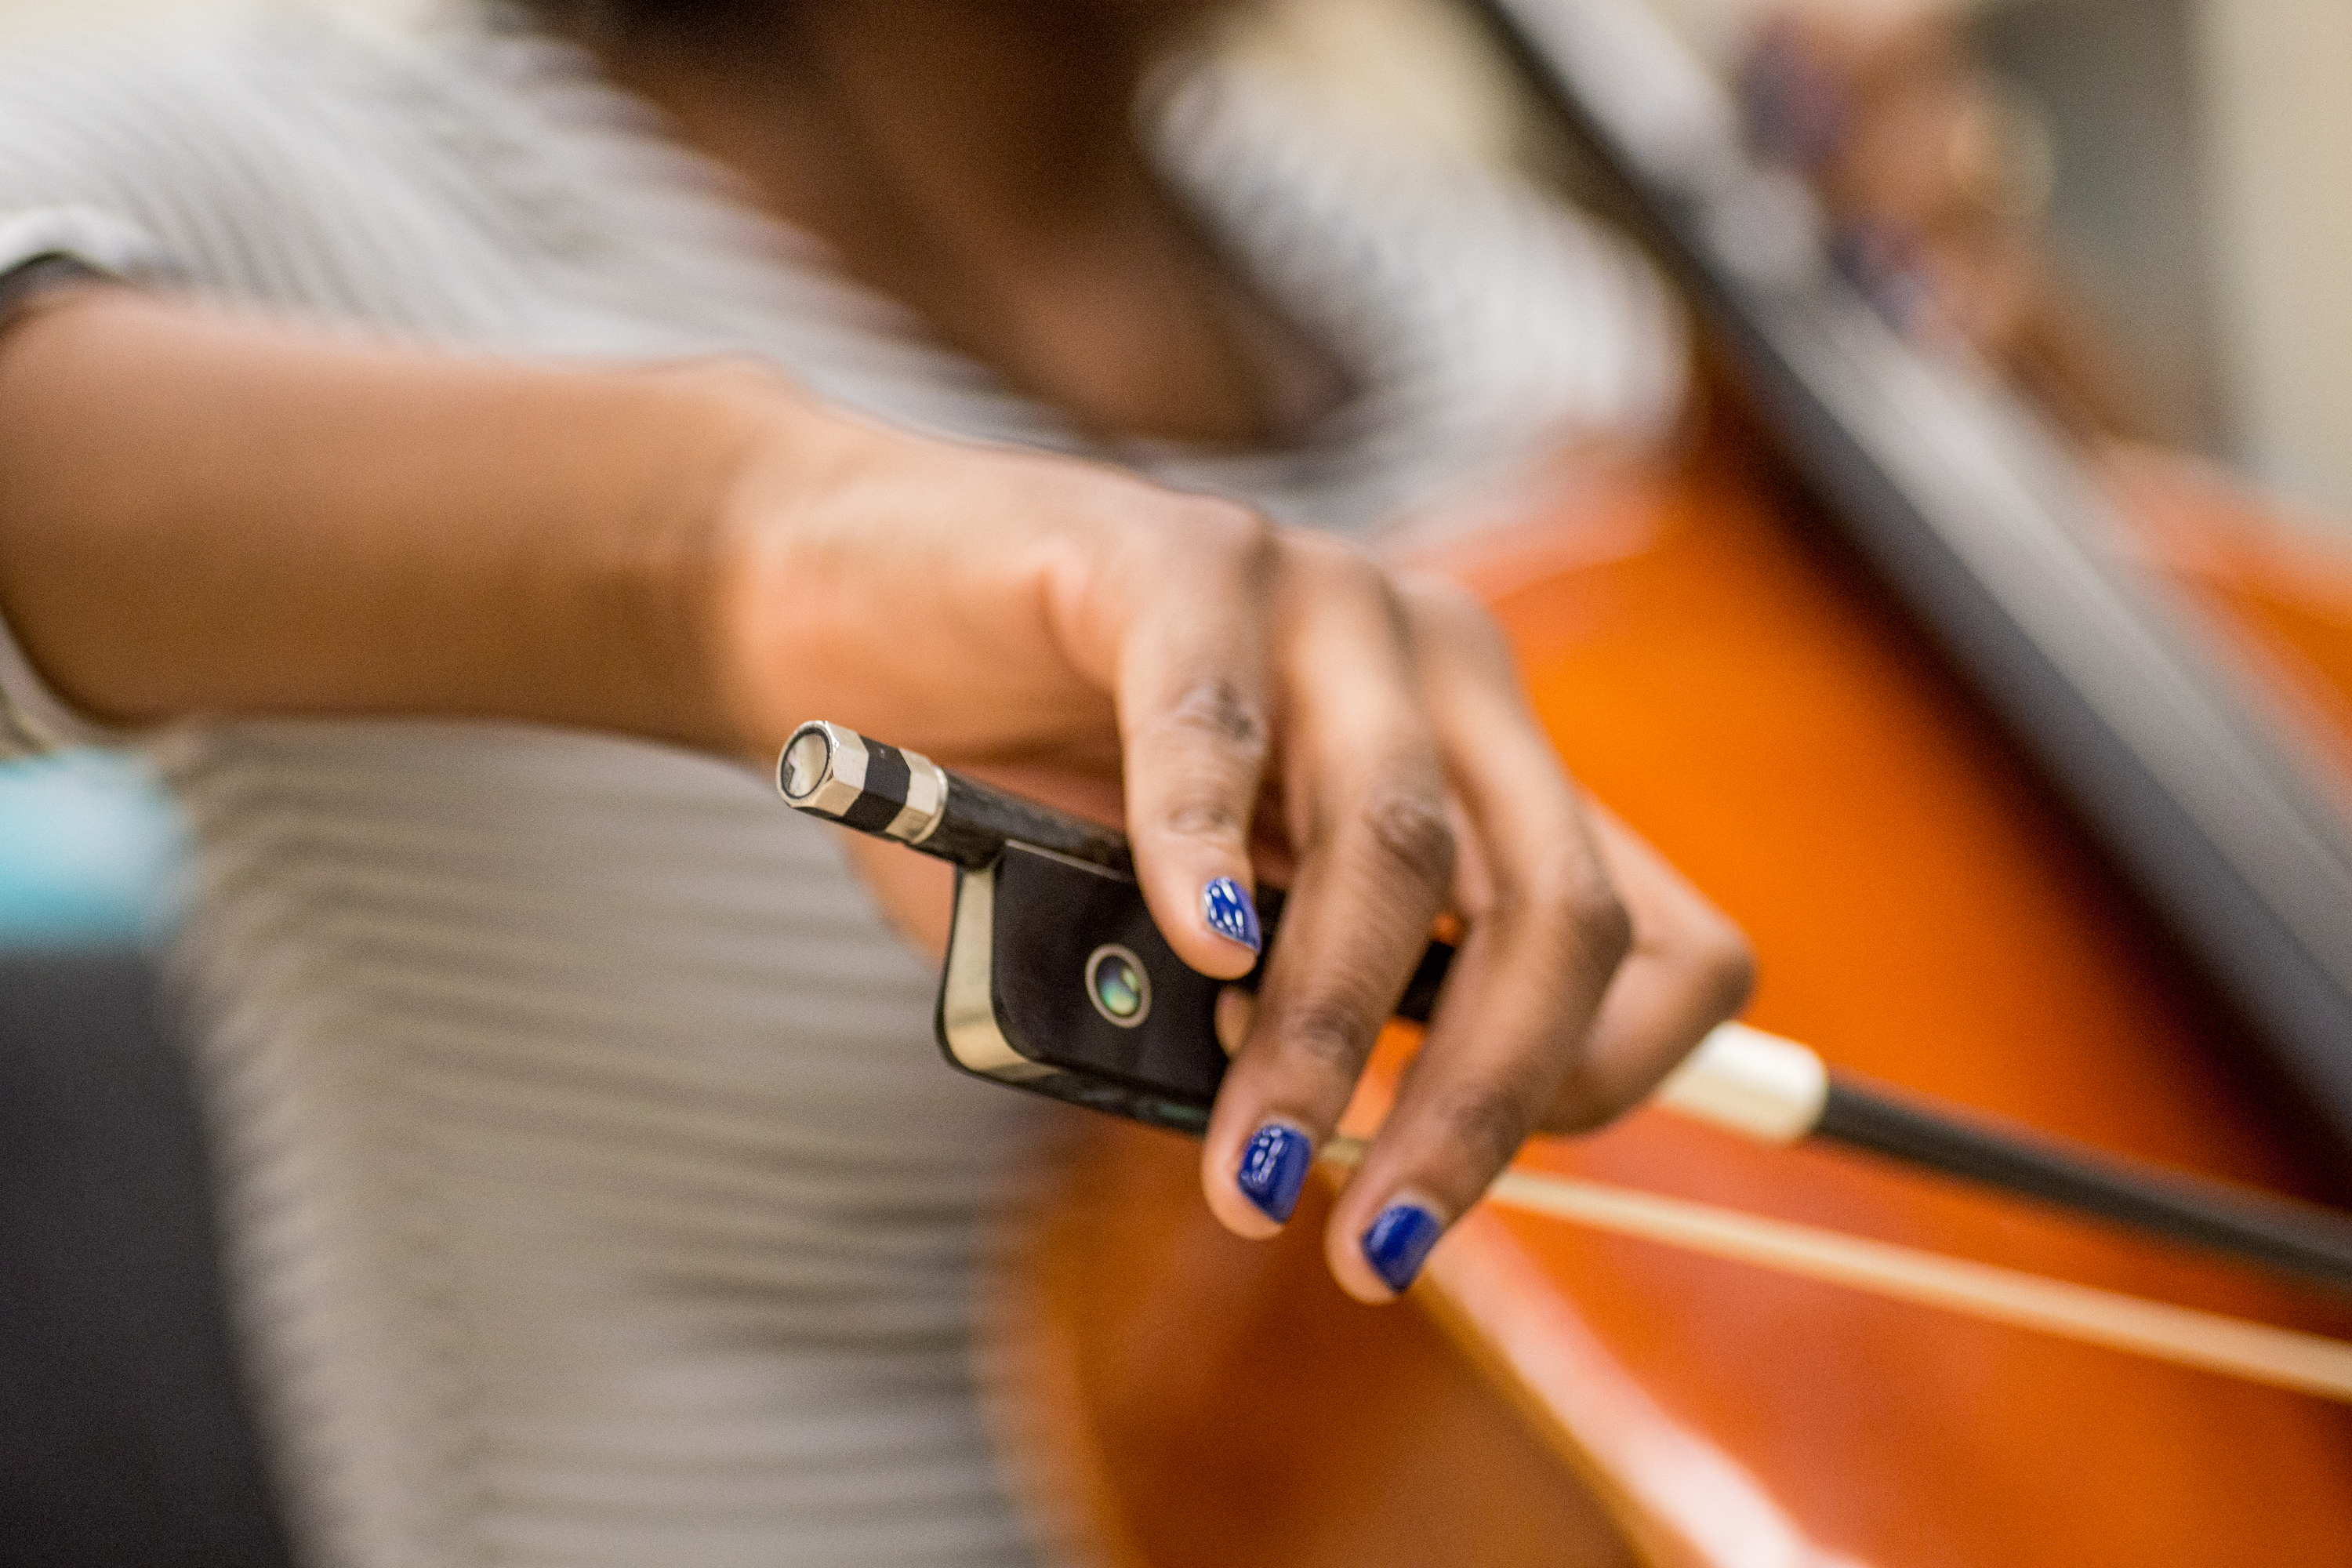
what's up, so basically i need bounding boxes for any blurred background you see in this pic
[1,0,2347,1559]
[0,0,2347,528]
[5,0,2347,942]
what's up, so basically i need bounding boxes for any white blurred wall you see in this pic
[1664,0,2352,521]
[2196,0,2352,520]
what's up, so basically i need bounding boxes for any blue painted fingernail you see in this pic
[1361,1203,1444,1294]
[1202,877,1261,953]
[1236,1123,1312,1223]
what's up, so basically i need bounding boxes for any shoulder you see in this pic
[0,16,356,184]
[0,11,601,310]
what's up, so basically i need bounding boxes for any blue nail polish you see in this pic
[1236,1123,1312,1223]
[1361,1203,1443,1294]
[1202,877,1261,953]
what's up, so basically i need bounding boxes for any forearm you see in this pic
[0,281,1757,1307]
[0,286,777,750]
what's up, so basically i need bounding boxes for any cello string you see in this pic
[1319,1138,2352,1405]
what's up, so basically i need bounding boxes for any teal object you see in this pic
[0,751,183,948]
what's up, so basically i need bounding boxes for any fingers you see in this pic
[1120,527,1748,1302]
[1196,540,1457,1244]
[1309,579,1630,1300]
[1213,575,1751,1303]
[1114,501,1278,982]
[1538,803,1755,1129]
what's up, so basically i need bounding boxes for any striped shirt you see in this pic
[0,9,1680,1566]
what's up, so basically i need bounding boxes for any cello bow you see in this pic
[987,5,2352,1565]
[992,426,2352,1568]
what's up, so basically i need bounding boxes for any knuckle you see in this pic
[1503,840,1632,982]
[1192,501,1279,580]
[1276,996,1377,1081]
[1537,1032,1635,1134]
[1162,793,1248,844]
[1361,782,1457,890]
[1369,567,1417,645]
[1399,572,1504,644]
[1147,675,1270,847]
[1282,525,1363,572]
[1570,880,1635,978]
[1697,916,1759,1018]
[1541,1065,1620,1135]
[1162,675,1269,756]
[1436,1080,1539,1177]
[1288,532,1393,607]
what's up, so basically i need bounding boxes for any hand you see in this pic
[704,389,1754,1301]
[0,288,1752,1306]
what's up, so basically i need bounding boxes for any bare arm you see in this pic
[0,283,1750,1302]
[0,285,763,746]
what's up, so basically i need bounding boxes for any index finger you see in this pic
[1112,501,1280,982]
[1194,547,1458,1243]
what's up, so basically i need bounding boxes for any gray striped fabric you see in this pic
[0,9,1679,1566]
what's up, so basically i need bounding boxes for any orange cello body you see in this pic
[987,415,2352,1566]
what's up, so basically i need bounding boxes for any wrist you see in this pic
[0,292,881,746]
[568,363,860,757]
[670,376,906,758]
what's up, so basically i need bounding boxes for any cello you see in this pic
[981,2,2352,1562]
